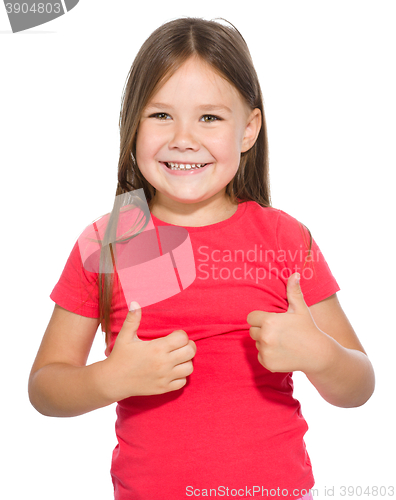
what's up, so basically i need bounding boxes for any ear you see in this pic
[241,108,262,153]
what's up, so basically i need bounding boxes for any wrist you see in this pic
[99,354,143,402]
[96,357,125,405]
[302,328,341,378]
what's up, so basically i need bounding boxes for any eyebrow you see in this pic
[146,102,232,113]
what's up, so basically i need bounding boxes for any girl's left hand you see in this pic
[247,273,330,374]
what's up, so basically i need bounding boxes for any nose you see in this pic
[168,122,200,152]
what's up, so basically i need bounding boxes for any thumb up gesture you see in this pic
[247,273,326,374]
[104,302,197,401]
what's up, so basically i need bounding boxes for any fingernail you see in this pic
[129,301,141,313]
[295,273,301,283]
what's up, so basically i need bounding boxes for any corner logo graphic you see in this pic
[4,0,79,33]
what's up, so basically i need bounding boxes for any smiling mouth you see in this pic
[164,162,208,171]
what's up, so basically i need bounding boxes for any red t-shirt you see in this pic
[50,201,340,500]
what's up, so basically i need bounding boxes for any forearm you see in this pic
[304,335,375,408]
[28,360,116,418]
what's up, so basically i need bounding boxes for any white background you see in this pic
[1,1,395,499]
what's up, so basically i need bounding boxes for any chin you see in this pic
[171,196,206,205]
[161,190,208,204]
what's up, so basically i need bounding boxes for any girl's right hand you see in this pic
[103,302,197,401]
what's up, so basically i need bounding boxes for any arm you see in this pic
[28,305,114,417]
[305,292,375,408]
[247,273,375,408]
[28,303,196,418]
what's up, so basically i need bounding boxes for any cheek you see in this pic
[224,135,245,169]
[135,140,154,184]
[208,129,243,162]
[135,127,151,164]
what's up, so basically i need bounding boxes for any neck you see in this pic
[149,192,238,227]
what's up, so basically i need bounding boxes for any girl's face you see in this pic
[136,57,261,210]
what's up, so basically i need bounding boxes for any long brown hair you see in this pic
[96,17,310,342]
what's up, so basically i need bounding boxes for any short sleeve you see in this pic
[276,210,340,307]
[50,239,100,318]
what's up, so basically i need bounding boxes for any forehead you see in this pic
[147,57,248,112]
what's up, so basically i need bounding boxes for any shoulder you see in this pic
[241,202,312,253]
[242,201,304,232]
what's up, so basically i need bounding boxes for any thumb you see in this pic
[286,273,306,313]
[118,301,143,342]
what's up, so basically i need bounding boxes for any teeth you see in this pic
[167,162,206,170]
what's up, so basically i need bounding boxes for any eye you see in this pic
[200,115,221,123]
[150,112,171,120]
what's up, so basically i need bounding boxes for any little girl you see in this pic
[29,17,375,500]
